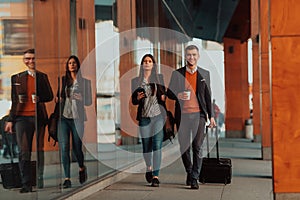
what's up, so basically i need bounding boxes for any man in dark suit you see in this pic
[167,45,216,189]
[5,48,53,193]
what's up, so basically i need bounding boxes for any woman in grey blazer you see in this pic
[56,55,92,188]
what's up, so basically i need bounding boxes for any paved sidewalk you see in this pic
[0,137,273,200]
[82,138,273,200]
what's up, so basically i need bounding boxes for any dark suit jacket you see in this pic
[58,76,92,122]
[8,70,54,125]
[131,74,166,121]
[167,66,213,129]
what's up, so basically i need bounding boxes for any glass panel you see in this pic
[0,0,226,198]
[95,20,119,175]
[33,0,99,198]
[0,0,37,199]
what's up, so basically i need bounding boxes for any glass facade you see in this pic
[0,1,225,199]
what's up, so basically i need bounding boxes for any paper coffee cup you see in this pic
[32,94,36,103]
[18,94,26,103]
[184,90,191,100]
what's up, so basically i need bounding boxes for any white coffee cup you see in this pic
[18,94,27,103]
[183,90,191,100]
[32,94,36,103]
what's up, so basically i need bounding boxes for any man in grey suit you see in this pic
[167,45,216,189]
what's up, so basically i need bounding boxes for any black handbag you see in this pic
[48,104,59,146]
[163,110,175,142]
[47,77,60,146]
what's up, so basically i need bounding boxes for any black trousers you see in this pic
[15,116,45,187]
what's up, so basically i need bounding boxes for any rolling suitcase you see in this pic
[199,126,232,184]
[0,134,36,189]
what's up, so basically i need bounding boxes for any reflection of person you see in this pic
[5,48,53,193]
[56,55,92,188]
[213,99,220,120]
[213,99,225,128]
[0,115,18,159]
[131,54,166,187]
[167,45,216,189]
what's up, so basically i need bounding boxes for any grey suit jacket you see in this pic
[167,66,213,129]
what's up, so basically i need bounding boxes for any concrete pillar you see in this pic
[250,0,261,143]
[223,38,249,138]
[271,1,300,198]
[259,0,272,160]
[117,0,139,144]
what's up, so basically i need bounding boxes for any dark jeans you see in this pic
[58,117,84,179]
[15,116,45,187]
[178,113,206,180]
[139,115,164,177]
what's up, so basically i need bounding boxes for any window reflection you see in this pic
[3,19,31,55]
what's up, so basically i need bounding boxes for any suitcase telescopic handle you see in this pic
[206,126,210,158]
[215,126,220,160]
[205,126,220,161]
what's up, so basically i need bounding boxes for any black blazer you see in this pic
[8,70,54,125]
[58,76,92,122]
[167,66,213,129]
[131,74,166,121]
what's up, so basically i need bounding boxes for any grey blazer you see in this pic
[58,75,92,122]
[167,66,213,129]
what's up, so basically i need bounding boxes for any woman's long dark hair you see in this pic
[65,55,82,86]
[65,55,83,96]
[137,54,164,95]
[138,54,160,85]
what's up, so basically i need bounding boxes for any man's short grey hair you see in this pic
[185,45,199,53]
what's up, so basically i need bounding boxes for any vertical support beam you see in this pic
[76,0,96,60]
[160,41,178,116]
[251,0,261,143]
[252,39,260,142]
[259,0,272,160]
[223,38,249,138]
[117,0,138,142]
[33,0,71,156]
[75,0,97,147]
[271,1,300,198]
[33,0,96,155]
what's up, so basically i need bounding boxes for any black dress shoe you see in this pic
[20,186,32,193]
[186,173,192,186]
[79,166,87,184]
[151,178,160,187]
[59,179,71,189]
[145,171,153,183]
[191,179,199,190]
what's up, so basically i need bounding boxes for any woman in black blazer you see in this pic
[131,54,166,187]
